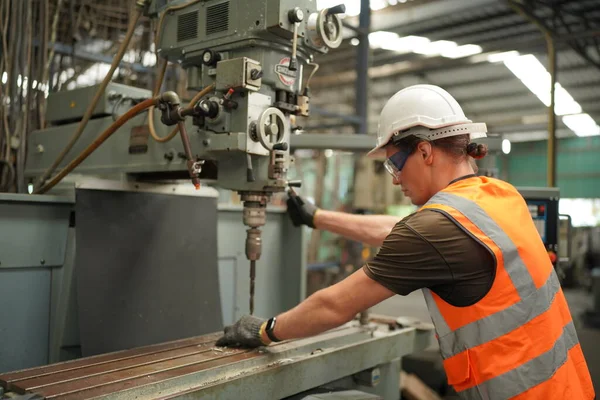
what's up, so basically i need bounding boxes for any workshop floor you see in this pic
[371,288,600,393]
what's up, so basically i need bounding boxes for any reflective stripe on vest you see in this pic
[422,191,547,358]
[459,321,579,400]
[421,190,582,399]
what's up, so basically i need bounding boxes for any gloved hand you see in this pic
[286,190,318,228]
[215,315,267,348]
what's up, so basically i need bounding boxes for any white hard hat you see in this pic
[368,84,487,157]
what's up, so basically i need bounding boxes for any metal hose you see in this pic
[35,97,159,195]
[34,2,145,191]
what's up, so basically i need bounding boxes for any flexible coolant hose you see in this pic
[34,4,145,191]
[35,97,159,195]
[149,81,216,143]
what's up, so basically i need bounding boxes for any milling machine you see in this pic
[149,0,347,314]
[28,0,346,315]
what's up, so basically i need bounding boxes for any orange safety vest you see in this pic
[419,176,595,400]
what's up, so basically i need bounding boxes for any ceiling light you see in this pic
[370,0,388,11]
[368,31,399,48]
[388,0,398,4]
[441,44,482,59]
[487,50,520,63]
[504,54,583,116]
[562,114,600,137]
[380,35,430,53]
[502,139,511,154]
[316,0,391,16]
[413,40,457,56]
[350,38,360,46]
[1,72,6,84]
[554,83,582,115]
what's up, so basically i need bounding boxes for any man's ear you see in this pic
[418,141,433,164]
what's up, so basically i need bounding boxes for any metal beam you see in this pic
[310,107,362,124]
[355,0,370,135]
[369,0,499,33]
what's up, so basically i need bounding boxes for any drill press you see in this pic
[148,0,345,314]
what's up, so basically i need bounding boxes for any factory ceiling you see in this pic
[33,0,600,142]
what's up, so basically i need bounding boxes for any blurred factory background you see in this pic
[1,0,600,398]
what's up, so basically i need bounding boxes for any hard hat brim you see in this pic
[367,142,387,158]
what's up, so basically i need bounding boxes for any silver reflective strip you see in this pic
[438,271,561,359]
[425,192,536,301]
[422,288,451,337]
[459,321,579,400]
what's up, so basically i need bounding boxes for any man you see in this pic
[216,84,595,399]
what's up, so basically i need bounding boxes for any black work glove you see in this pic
[286,190,318,228]
[215,315,267,348]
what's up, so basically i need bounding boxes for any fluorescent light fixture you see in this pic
[368,31,399,48]
[487,50,520,63]
[317,0,391,16]
[562,113,600,137]
[380,35,430,53]
[502,139,511,155]
[504,54,583,116]
[370,0,388,11]
[350,38,360,46]
[1,72,6,84]
[413,40,457,56]
[441,44,482,59]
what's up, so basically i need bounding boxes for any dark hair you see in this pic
[393,133,488,160]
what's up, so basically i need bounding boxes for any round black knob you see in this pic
[273,142,288,151]
[202,49,221,66]
[196,99,219,118]
[250,69,263,80]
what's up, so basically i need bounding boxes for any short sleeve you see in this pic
[363,212,454,296]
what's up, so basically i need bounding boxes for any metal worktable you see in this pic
[0,321,430,400]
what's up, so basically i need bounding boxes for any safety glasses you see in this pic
[383,148,412,179]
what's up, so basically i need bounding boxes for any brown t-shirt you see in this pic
[363,209,496,307]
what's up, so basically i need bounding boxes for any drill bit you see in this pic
[249,260,256,315]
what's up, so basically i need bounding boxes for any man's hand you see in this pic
[286,190,318,228]
[215,315,267,348]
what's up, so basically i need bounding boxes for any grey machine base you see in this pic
[0,179,305,373]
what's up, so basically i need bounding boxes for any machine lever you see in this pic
[288,8,304,72]
[326,4,346,15]
[177,121,201,189]
[287,180,302,188]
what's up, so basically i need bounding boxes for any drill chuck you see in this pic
[245,228,262,261]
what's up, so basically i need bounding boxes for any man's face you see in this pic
[384,143,431,206]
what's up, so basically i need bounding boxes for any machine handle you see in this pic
[326,4,346,15]
[287,180,302,188]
